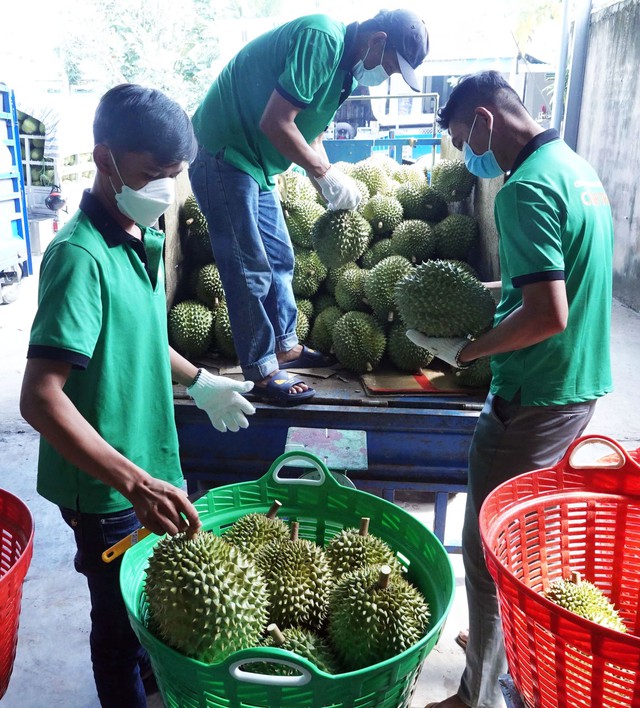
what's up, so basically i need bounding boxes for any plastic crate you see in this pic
[0,489,35,698]
[120,451,455,707]
[480,435,640,708]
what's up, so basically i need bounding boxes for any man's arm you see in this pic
[20,358,200,536]
[460,279,568,363]
[259,91,330,178]
[169,346,199,387]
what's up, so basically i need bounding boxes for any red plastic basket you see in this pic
[480,435,640,708]
[0,489,34,699]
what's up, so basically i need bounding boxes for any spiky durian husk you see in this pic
[363,255,413,323]
[433,214,479,261]
[387,322,434,373]
[309,306,343,354]
[213,302,236,359]
[394,259,496,338]
[222,512,290,559]
[455,356,492,388]
[430,159,476,202]
[362,193,404,237]
[145,532,270,663]
[332,311,386,374]
[292,249,328,298]
[360,238,394,269]
[334,265,369,313]
[284,199,326,249]
[390,219,436,264]
[312,210,372,269]
[168,300,213,357]
[295,298,314,321]
[255,538,333,631]
[248,627,340,675]
[195,263,225,309]
[328,566,430,670]
[544,577,627,632]
[325,527,403,577]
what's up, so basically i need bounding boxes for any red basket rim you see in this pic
[0,488,35,586]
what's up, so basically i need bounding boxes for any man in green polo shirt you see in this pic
[408,72,613,708]
[190,9,429,404]
[20,84,255,708]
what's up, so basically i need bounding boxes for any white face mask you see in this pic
[109,151,175,227]
[353,42,389,87]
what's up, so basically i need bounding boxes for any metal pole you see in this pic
[551,0,571,132]
[562,0,593,150]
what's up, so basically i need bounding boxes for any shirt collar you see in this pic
[79,189,140,248]
[507,129,561,180]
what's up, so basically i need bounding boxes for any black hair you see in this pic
[437,71,526,131]
[93,84,198,165]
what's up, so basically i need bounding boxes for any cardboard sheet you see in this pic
[361,368,478,395]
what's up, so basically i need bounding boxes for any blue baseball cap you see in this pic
[375,9,430,92]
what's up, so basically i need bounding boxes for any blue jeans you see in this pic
[60,506,149,708]
[457,392,596,707]
[189,147,298,381]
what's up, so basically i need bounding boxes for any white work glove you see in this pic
[405,330,472,369]
[315,167,362,211]
[187,369,256,433]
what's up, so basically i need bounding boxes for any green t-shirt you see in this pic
[29,194,183,513]
[192,14,355,190]
[491,134,614,406]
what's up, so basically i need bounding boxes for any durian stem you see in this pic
[359,517,370,537]
[267,500,283,519]
[290,521,299,542]
[377,565,392,589]
[267,623,286,646]
[570,571,582,584]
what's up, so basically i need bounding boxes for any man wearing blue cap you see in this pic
[190,9,429,405]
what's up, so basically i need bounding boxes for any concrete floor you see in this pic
[1,261,638,708]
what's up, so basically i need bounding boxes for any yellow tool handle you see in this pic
[102,526,152,563]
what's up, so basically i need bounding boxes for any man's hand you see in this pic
[187,369,255,432]
[405,330,472,369]
[128,476,201,537]
[315,167,362,210]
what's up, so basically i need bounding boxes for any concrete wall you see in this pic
[578,0,640,310]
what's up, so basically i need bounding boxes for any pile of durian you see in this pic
[144,502,430,672]
[169,154,494,386]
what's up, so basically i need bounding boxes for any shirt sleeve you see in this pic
[276,28,343,107]
[29,241,103,360]
[498,181,567,286]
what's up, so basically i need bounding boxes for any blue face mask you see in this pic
[462,114,503,179]
[353,42,389,87]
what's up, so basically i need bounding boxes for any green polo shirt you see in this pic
[491,132,613,406]
[28,191,183,513]
[192,15,357,190]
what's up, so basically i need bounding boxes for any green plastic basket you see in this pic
[120,451,455,708]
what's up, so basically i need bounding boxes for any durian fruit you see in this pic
[394,259,496,338]
[332,161,355,176]
[292,249,328,298]
[168,300,214,357]
[455,356,492,388]
[387,321,434,372]
[145,531,270,663]
[278,170,318,210]
[433,214,479,261]
[351,158,394,196]
[334,265,369,313]
[421,186,449,223]
[332,311,386,374]
[296,310,310,342]
[284,199,326,249]
[395,181,427,220]
[390,219,436,264]
[195,263,225,309]
[213,302,236,359]
[249,624,339,676]
[295,298,314,321]
[362,193,404,237]
[325,517,403,577]
[430,159,476,202]
[363,255,413,323]
[254,522,333,631]
[325,262,357,294]
[309,306,343,354]
[544,572,626,632]
[351,177,371,213]
[312,292,338,314]
[328,565,430,670]
[394,163,426,186]
[360,238,394,269]
[312,210,372,269]
[222,500,289,559]
[183,194,208,236]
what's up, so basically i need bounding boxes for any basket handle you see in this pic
[266,451,340,488]
[228,657,312,687]
[564,434,639,471]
